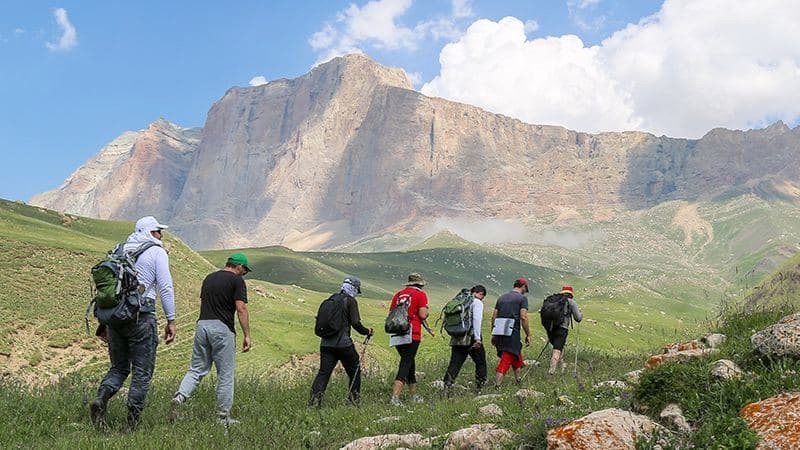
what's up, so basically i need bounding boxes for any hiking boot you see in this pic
[170,394,185,421]
[389,395,403,406]
[126,407,141,433]
[411,394,424,403]
[89,397,107,431]
[347,393,361,407]
[217,415,241,426]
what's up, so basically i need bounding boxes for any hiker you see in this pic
[389,272,430,406]
[309,276,374,407]
[545,286,582,375]
[490,278,531,388]
[90,216,177,431]
[170,253,252,425]
[442,285,488,393]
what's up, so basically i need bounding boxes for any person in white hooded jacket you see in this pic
[90,216,177,431]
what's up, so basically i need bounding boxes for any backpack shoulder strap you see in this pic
[130,241,160,259]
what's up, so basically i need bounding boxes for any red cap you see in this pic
[560,286,574,296]
[514,278,528,288]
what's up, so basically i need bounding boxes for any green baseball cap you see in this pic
[226,253,251,273]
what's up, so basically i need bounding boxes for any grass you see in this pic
[2,300,797,449]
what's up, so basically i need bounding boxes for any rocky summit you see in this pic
[30,53,800,250]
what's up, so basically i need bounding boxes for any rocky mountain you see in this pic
[30,54,800,250]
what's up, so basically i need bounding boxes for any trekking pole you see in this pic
[348,334,371,402]
[573,322,580,377]
[520,340,551,382]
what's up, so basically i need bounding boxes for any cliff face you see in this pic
[30,54,800,250]
[30,118,201,220]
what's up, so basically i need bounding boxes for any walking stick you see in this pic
[573,322,580,376]
[348,334,372,402]
[520,340,551,382]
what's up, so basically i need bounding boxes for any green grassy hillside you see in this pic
[4,188,799,385]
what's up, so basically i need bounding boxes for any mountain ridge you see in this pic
[29,53,800,252]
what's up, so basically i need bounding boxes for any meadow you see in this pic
[2,195,800,448]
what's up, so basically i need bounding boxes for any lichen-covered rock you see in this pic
[546,408,665,449]
[741,391,800,449]
[750,313,800,358]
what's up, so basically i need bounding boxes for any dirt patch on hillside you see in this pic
[2,327,104,387]
[672,202,713,248]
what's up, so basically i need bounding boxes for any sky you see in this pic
[2,0,799,202]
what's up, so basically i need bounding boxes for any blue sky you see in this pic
[2,0,799,202]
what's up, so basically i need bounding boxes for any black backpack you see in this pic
[85,241,159,332]
[384,294,411,335]
[540,293,569,332]
[314,293,349,338]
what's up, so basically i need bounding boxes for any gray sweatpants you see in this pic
[175,320,237,417]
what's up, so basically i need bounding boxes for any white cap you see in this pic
[135,216,169,233]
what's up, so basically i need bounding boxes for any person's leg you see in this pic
[495,351,512,387]
[406,342,422,401]
[310,347,339,406]
[209,322,236,419]
[340,345,362,404]
[549,328,567,375]
[91,324,131,428]
[176,323,214,400]
[126,316,158,430]
[471,345,488,389]
[443,346,469,387]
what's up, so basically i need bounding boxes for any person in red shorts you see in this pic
[388,272,430,406]
[490,278,531,388]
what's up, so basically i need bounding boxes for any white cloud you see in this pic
[310,0,465,63]
[45,8,77,52]
[451,0,473,19]
[423,0,800,138]
[249,76,268,86]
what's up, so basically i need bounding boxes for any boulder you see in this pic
[444,423,517,450]
[701,333,727,349]
[546,408,666,449]
[340,433,430,450]
[710,359,742,380]
[750,313,800,358]
[741,391,800,449]
[479,403,504,417]
[659,403,692,433]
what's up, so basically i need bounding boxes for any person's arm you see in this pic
[154,249,177,343]
[520,308,530,346]
[236,300,251,352]
[471,300,484,346]
[348,297,372,336]
[570,299,583,322]
[421,319,435,337]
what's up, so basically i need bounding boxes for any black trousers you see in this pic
[443,344,487,387]
[394,341,420,384]
[310,345,361,404]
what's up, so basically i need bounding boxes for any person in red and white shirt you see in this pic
[388,272,429,406]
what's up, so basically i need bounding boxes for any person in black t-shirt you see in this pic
[170,253,252,425]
